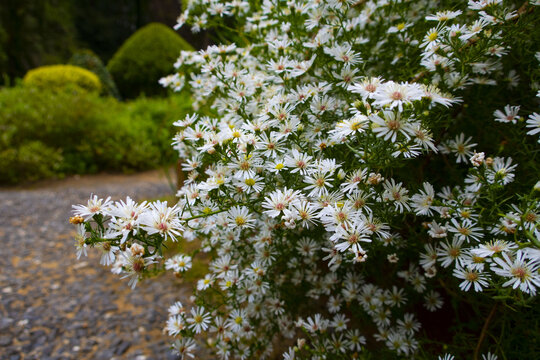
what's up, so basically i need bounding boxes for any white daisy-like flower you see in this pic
[227,206,256,229]
[447,218,483,242]
[139,201,183,242]
[267,158,286,173]
[370,111,415,143]
[491,250,540,295]
[330,115,368,141]
[96,241,119,266]
[424,290,444,312]
[486,157,517,185]
[330,221,372,253]
[118,251,157,289]
[168,301,185,316]
[285,149,313,175]
[525,113,540,142]
[428,221,448,238]
[237,175,264,194]
[372,81,424,111]
[411,182,436,216]
[288,200,319,228]
[72,194,112,220]
[165,254,193,272]
[226,308,248,332]
[348,76,384,100]
[440,133,477,163]
[341,169,368,194]
[421,26,444,50]
[382,179,411,213]
[437,238,466,268]
[187,306,212,334]
[166,315,186,336]
[302,313,329,333]
[231,154,260,180]
[197,274,215,291]
[425,10,463,21]
[470,151,485,167]
[172,338,197,358]
[304,171,334,198]
[493,105,520,124]
[262,188,301,218]
[453,264,489,292]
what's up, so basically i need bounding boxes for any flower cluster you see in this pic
[72,0,540,359]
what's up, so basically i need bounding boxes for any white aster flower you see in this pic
[372,81,424,111]
[425,10,463,21]
[139,201,183,242]
[491,250,540,295]
[525,113,540,141]
[165,254,193,273]
[493,105,520,124]
[453,264,489,292]
[187,306,212,333]
[370,111,415,143]
[72,194,112,220]
[227,206,256,229]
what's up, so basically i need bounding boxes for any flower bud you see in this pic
[130,243,145,257]
[69,215,84,224]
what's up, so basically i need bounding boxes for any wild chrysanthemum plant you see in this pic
[71,1,540,359]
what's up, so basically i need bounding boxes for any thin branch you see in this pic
[474,302,498,360]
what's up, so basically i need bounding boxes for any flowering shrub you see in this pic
[71,0,540,359]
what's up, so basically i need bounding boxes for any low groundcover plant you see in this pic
[70,0,540,359]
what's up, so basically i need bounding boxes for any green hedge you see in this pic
[0,85,191,185]
[23,65,102,93]
[107,23,193,99]
[69,50,121,98]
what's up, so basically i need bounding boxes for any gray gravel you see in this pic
[0,171,188,360]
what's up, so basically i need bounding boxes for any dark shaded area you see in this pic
[0,0,207,84]
[71,0,182,63]
[0,0,76,84]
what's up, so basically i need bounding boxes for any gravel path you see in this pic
[1,171,188,360]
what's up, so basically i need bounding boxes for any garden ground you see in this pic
[0,170,188,360]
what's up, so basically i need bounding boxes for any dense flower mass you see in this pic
[72,0,540,359]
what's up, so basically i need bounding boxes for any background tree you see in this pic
[0,0,206,85]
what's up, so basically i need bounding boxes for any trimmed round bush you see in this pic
[23,65,102,93]
[69,49,121,99]
[107,22,193,98]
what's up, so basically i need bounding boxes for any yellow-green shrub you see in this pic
[23,65,102,93]
[0,85,192,184]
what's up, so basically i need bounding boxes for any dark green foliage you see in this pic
[0,0,193,85]
[0,0,76,83]
[107,22,194,98]
[69,50,121,98]
[71,0,183,62]
[0,85,191,185]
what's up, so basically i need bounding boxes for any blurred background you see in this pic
[0,0,203,186]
